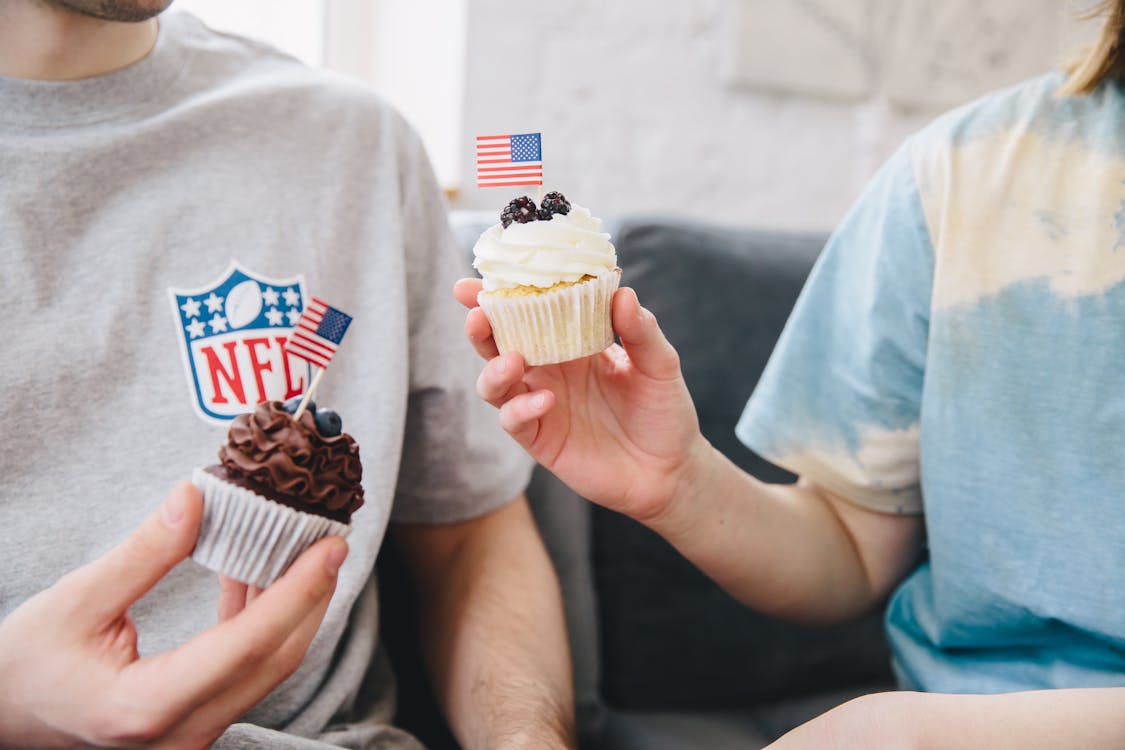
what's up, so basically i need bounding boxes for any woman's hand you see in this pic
[455,279,706,523]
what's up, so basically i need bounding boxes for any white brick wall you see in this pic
[453,0,1094,232]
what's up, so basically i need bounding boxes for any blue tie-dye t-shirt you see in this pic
[737,72,1125,693]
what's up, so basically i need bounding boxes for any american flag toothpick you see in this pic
[283,296,353,420]
[476,133,543,188]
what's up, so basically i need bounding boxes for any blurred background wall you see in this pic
[178,0,1098,232]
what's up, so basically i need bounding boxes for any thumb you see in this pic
[611,287,682,381]
[66,482,204,624]
[452,277,483,309]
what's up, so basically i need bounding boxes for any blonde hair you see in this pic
[1061,0,1125,95]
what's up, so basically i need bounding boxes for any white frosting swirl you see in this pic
[473,204,617,291]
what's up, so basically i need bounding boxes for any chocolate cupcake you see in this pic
[191,399,363,587]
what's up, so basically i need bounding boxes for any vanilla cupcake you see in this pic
[191,399,363,588]
[473,192,621,365]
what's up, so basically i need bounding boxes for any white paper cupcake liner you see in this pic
[478,270,621,366]
[191,467,351,589]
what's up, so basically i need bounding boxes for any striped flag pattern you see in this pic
[476,133,543,188]
[284,296,352,370]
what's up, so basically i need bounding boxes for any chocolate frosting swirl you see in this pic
[217,401,364,520]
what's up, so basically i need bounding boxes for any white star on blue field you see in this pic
[176,275,303,339]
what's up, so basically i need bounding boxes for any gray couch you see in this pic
[379,215,895,749]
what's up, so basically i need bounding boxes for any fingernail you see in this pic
[326,541,348,576]
[497,355,509,376]
[163,489,186,526]
[532,393,547,411]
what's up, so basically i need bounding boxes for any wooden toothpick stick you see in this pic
[293,367,325,420]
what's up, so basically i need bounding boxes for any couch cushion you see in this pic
[593,218,894,710]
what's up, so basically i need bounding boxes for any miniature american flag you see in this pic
[284,296,352,370]
[476,133,543,188]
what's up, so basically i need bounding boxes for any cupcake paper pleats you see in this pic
[478,270,621,366]
[191,467,351,589]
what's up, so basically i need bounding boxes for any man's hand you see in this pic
[454,278,704,524]
[0,482,348,750]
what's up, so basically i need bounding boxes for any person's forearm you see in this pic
[409,501,575,750]
[645,437,920,623]
[915,688,1125,749]
[771,688,1125,749]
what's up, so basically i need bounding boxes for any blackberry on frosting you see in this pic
[500,196,538,228]
[540,191,571,216]
[500,192,572,227]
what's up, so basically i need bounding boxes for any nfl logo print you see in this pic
[169,261,312,424]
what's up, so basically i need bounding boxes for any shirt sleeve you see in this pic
[736,141,934,515]
[389,121,534,523]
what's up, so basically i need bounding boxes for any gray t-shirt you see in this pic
[0,12,531,748]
